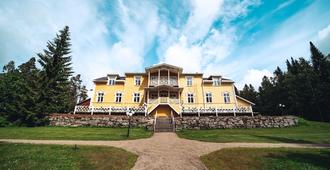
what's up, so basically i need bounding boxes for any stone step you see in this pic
[155,128,174,132]
[156,124,173,129]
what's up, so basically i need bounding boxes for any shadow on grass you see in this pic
[252,135,315,144]
[265,150,330,169]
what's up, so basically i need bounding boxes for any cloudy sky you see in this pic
[1,0,330,94]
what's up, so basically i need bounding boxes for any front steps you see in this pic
[155,117,174,132]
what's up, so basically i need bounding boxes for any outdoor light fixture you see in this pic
[126,110,135,137]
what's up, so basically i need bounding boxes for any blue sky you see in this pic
[1,0,330,93]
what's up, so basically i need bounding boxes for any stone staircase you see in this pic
[155,117,174,132]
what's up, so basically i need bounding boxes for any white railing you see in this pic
[74,105,147,115]
[148,97,179,104]
[150,76,178,86]
[181,106,253,117]
[159,97,168,103]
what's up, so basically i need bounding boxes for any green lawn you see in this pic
[201,148,330,170]
[0,143,137,170]
[0,127,152,140]
[177,118,330,143]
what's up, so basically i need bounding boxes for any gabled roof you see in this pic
[236,95,255,105]
[93,76,126,83]
[145,63,183,72]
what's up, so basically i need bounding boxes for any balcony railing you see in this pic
[150,76,178,86]
[148,97,179,104]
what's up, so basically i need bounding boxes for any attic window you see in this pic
[212,77,221,86]
[134,76,141,86]
[108,76,116,85]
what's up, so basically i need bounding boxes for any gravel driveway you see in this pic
[1,133,330,170]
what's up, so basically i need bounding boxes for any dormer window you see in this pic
[108,76,116,85]
[212,77,221,86]
[134,76,141,86]
[186,76,193,86]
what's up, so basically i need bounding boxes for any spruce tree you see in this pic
[38,26,73,114]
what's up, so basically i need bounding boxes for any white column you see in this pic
[109,106,111,115]
[198,109,200,117]
[168,69,170,85]
[250,106,254,117]
[148,71,150,86]
[177,72,180,87]
[215,108,218,117]
[158,69,160,85]
[147,90,149,104]
[233,105,236,117]
[74,106,77,114]
[91,106,94,115]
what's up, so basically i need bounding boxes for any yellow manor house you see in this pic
[74,63,254,117]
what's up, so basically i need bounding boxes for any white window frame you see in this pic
[108,76,116,85]
[224,92,230,104]
[187,93,194,103]
[186,76,193,86]
[134,76,141,86]
[133,92,140,103]
[115,92,122,103]
[97,91,104,103]
[205,92,212,103]
[212,77,221,86]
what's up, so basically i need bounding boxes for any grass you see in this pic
[0,143,137,170]
[177,118,330,143]
[0,127,152,140]
[201,148,330,170]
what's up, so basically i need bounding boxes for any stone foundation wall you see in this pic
[175,116,298,130]
[49,114,154,130]
[49,114,298,131]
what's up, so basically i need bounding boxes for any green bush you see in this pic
[0,116,10,127]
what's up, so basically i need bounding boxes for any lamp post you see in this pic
[278,104,285,115]
[126,110,134,138]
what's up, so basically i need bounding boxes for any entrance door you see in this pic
[155,105,171,117]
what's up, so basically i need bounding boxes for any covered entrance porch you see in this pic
[150,105,179,118]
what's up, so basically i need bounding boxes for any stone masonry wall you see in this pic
[175,116,298,130]
[49,114,154,130]
[49,114,298,131]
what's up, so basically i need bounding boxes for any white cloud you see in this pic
[164,36,202,72]
[0,0,161,97]
[317,23,330,53]
[183,0,224,42]
[237,69,273,89]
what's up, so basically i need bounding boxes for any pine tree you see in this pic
[37,26,73,114]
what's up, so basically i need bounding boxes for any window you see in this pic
[134,76,141,86]
[133,93,140,103]
[205,92,212,103]
[212,77,221,86]
[187,93,194,103]
[115,92,122,102]
[224,92,230,103]
[97,92,104,103]
[108,76,116,85]
[186,76,193,86]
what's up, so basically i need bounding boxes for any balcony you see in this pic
[150,76,178,86]
[148,97,179,104]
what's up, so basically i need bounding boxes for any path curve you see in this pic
[1,133,330,170]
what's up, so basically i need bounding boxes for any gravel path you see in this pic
[1,133,330,170]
